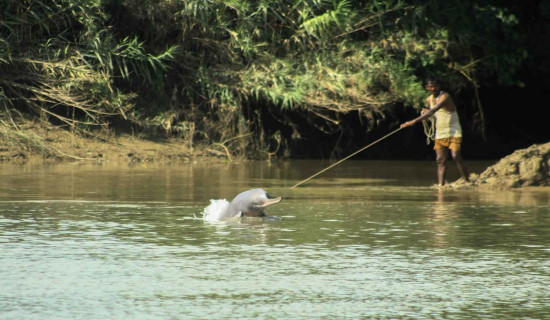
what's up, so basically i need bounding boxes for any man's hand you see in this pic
[400,120,416,128]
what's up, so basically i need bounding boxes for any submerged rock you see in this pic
[450,142,550,190]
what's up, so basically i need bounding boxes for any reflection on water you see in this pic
[1,161,549,319]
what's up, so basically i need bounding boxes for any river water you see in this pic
[1,160,549,319]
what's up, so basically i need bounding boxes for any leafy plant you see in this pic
[1,0,533,159]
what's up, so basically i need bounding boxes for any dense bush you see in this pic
[1,0,539,158]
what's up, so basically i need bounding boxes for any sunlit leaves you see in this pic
[299,0,353,39]
[86,34,178,89]
[0,0,175,133]
[0,0,533,158]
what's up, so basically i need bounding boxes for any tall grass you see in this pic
[1,0,527,159]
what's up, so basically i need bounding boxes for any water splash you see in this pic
[200,199,230,221]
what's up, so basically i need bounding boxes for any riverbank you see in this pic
[0,120,221,165]
[450,141,550,190]
[3,121,549,191]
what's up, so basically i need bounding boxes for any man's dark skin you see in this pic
[401,81,470,186]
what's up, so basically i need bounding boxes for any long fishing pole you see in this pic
[290,126,404,189]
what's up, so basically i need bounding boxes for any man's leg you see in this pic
[435,148,448,186]
[451,149,470,182]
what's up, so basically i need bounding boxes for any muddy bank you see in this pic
[0,121,231,165]
[451,142,550,190]
[3,122,549,192]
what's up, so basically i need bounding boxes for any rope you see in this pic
[290,127,403,189]
[422,118,435,145]
[423,92,442,145]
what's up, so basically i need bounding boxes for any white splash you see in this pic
[200,199,230,221]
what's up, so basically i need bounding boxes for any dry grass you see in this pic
[0,119,228,165]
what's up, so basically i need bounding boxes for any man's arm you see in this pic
[401,93,449,127]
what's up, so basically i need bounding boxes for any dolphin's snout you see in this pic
[254,196,282,208]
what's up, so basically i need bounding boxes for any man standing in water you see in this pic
[401,77,470,186]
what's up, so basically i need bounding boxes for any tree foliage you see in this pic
[1,0,536,158]
[0,0,176,138]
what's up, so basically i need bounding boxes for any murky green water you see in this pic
[1,160,549,319]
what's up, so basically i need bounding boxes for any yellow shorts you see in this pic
[434,137,462,151]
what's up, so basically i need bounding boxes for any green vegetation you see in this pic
[0,0,539,159]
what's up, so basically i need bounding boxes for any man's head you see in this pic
[424,76,441,95]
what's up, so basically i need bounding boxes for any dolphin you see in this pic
[224,188,282,219]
